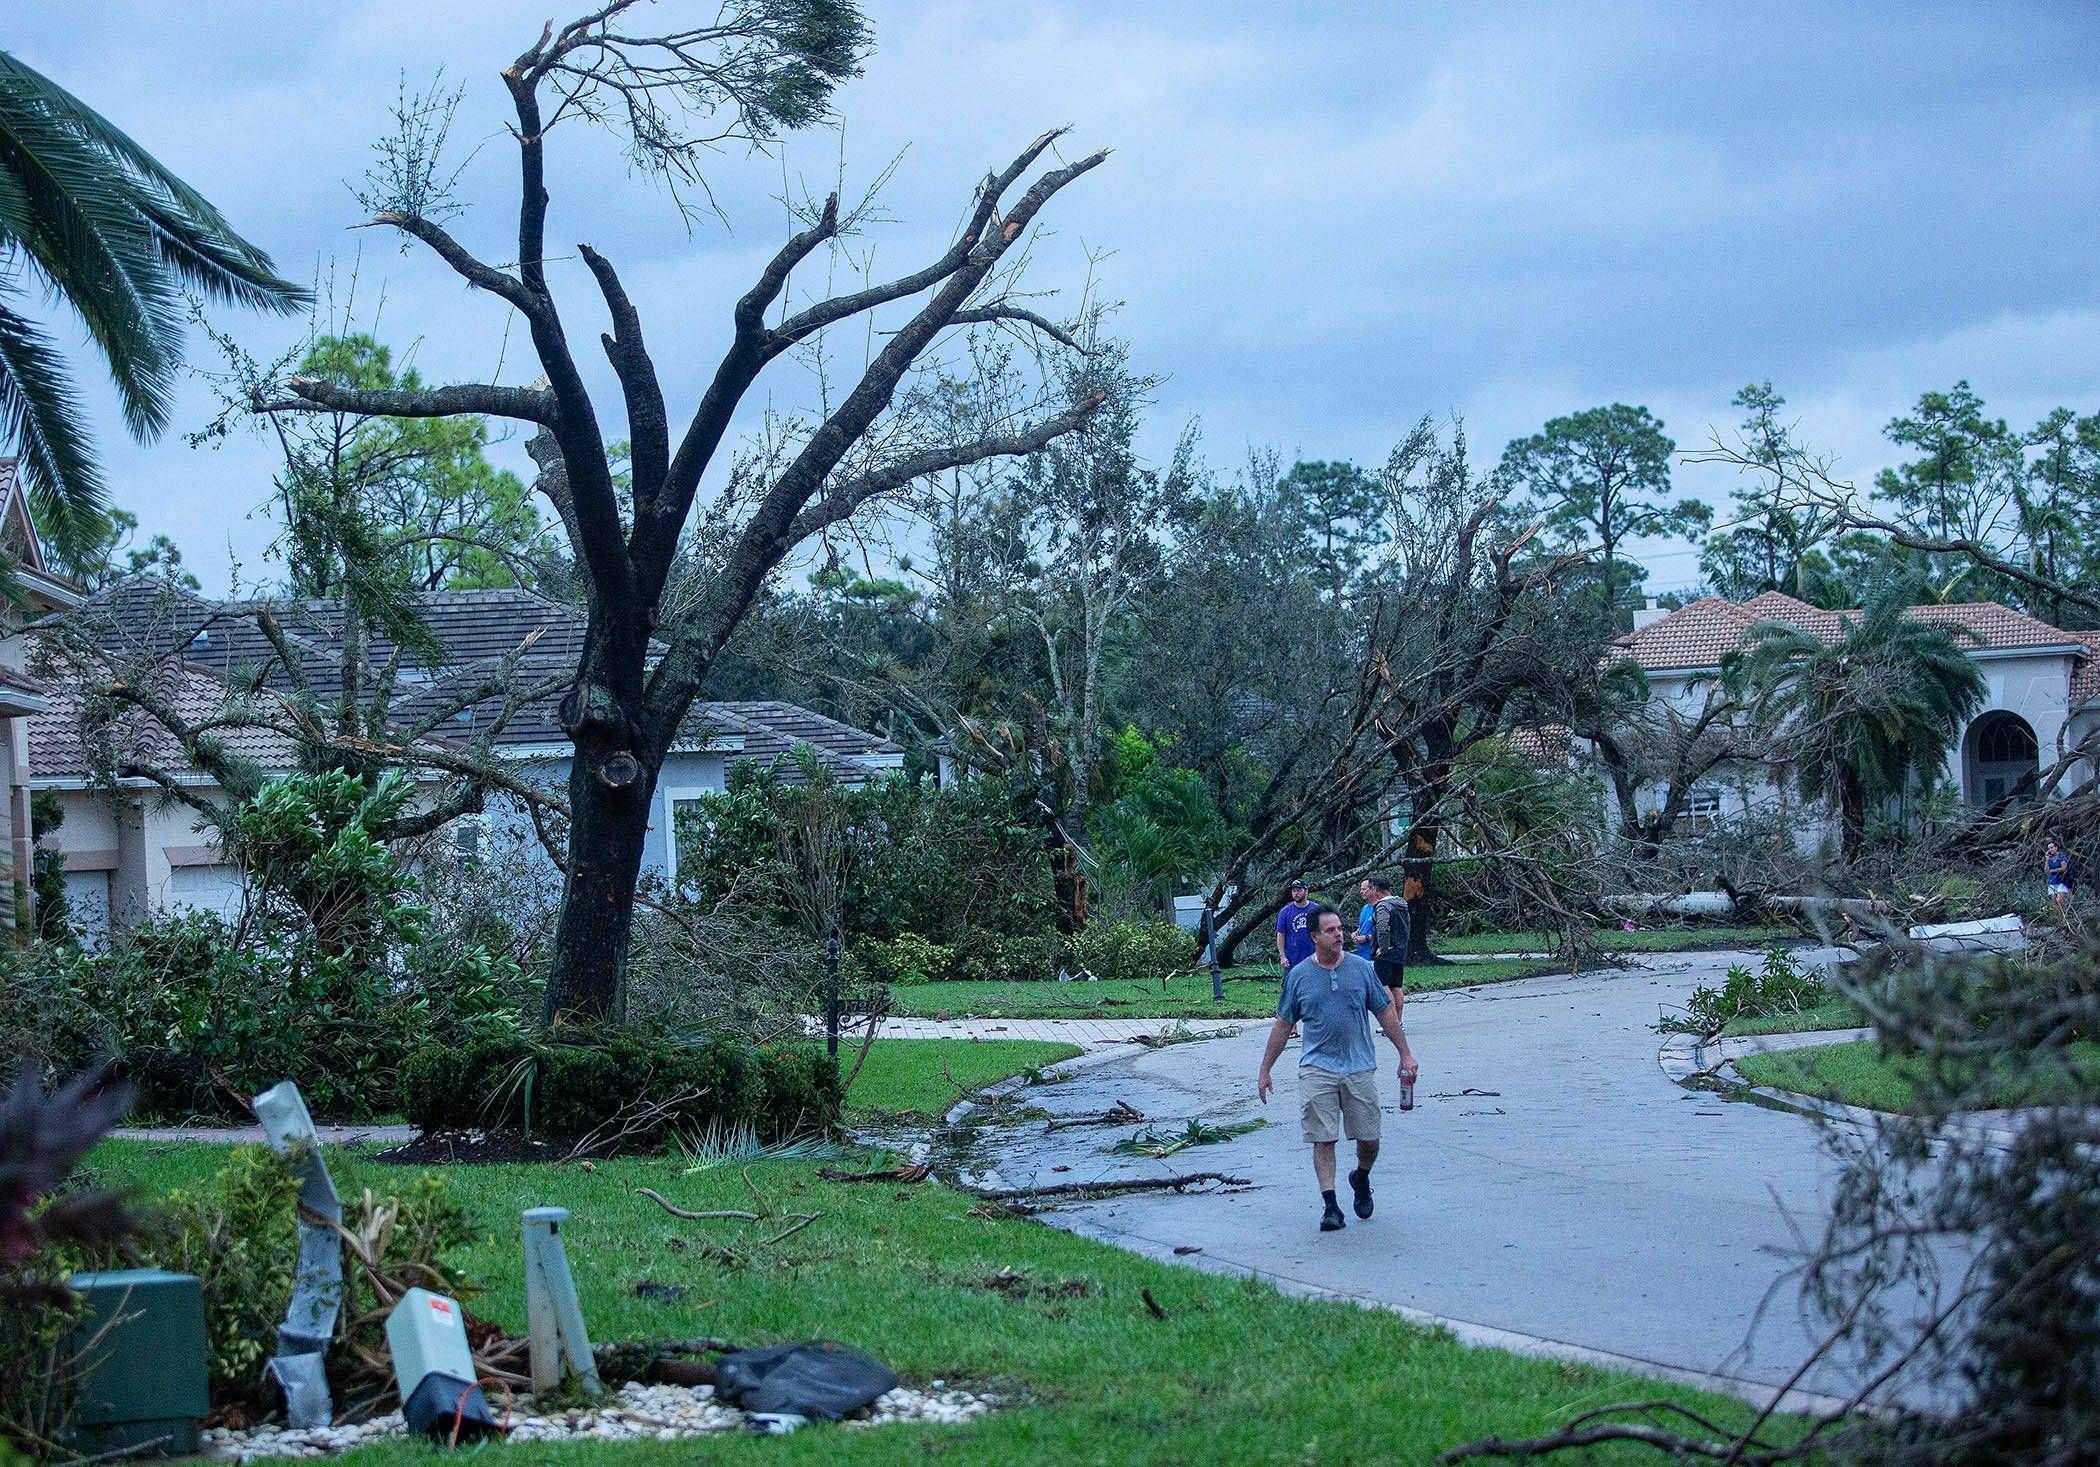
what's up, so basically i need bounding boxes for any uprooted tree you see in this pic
[258,5,1112,1023]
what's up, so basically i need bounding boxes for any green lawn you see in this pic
[1734,1038,2100,1114]
[87,1139,1799,1465]
[1718,997,1867,1039]
[887,959,1553,1019]
[845,1039,1082,1118]
[1437,924,1791,955]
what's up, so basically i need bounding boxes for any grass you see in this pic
[1437,924,1792,955]
[1718,997,1868,1039]
[887,959,1555,1019]
[1734,1038,2100,1114]
[882,929,1795,1020]
[87,1138,1801,1464]
[845,1039,1082,1118]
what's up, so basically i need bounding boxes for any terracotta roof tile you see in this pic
[1900,602,2084,650]
[1616,595,2087,672]
[1613,597,1760,671]
[2071,634,2100,706]
[30,577,901,780]
[27,656,305,782]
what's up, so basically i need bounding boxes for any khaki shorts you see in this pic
[1299,1066,1381,1144]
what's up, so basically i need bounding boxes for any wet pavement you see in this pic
[948,951,1964,1410]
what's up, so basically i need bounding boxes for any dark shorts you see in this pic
[1374,958,1405,991]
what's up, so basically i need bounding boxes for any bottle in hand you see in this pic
[1399,1078,1414,1112]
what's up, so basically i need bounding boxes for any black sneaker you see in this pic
[1348,1168,1374,1219]
[1320,1198,1346,1232]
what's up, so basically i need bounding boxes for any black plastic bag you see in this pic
[713,1341,898,1421]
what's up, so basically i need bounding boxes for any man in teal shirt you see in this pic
[1257,905,1420,1232]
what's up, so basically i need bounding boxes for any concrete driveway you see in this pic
[954,951,1958,1410]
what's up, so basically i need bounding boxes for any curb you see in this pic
[1053,1205,1859,1421]
[1658,1030,2049,1149]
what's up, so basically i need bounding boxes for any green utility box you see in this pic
[63,1269,208,1457]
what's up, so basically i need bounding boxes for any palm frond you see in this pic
[0,294,106,552]
[0,47,306,556]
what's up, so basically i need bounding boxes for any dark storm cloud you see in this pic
[12,1,2099,591]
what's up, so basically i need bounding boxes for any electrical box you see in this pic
[386,1287,499,1440]
[64,1269,208,1458]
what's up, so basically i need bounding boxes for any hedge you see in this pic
[400,1029,842,1145]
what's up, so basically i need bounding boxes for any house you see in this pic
[0,463,86,925]
[25,576,903,944]
[1609,589,2100,844]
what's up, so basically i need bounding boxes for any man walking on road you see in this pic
[1257,905,1419,1232]
[1275,878,1316,975]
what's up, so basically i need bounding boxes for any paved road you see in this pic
[955,951,1958,1410]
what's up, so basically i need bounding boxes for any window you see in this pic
[661,789,713,885]
[1678,784,1723,834]
[451,814,485,862]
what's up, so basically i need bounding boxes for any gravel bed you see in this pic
[202,1380,997,1459]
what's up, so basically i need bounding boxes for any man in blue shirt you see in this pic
[1274,879,1316,974]
[1257,904,1420,1232]
[1353,877,1375,956]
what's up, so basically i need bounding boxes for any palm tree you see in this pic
[0,49,304,557]
[1726,592,1985,862]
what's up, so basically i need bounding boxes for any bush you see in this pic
[143,1149,471,1411]
[850,932,955,987]
[0,908,532,1121]
[154,1148,299,1406]
[672,763,1058,942]
[400,1029,840,1147]
[1666,946,1827,1038]
[1071,920,1196,983]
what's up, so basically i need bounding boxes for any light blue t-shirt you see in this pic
[1354,902,1374,954]
[1277,952,1389,1075]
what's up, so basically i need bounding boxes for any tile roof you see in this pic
[30,576,900,782]
[0,664,51,700]
[1613,597,1761,671]
[1616,595,2091,673]
[27,655,306,782]
[2073,634,2100,706]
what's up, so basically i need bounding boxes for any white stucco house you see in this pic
[24,576,902,946]
[1608,589,2100,847]
[0,463,86,925]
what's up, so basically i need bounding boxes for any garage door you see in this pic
[167,864,248,922]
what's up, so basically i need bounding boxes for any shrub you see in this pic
[850,932,955,987]
[2,908,532,1121]
[673,763,1058,942]
[142,1149,471,1411]
[400,1029,840,1147]
[1667,946,1827,1038]
[154,1148,299,1405]
[1071,920,1197,983]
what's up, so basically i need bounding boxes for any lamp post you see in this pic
[824,934,842,1059]
[1204,903,1224,1003]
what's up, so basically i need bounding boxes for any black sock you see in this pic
[1321,1189,1337,1206]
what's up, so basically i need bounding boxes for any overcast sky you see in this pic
[14,1,2100,594]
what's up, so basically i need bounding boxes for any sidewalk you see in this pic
[113,1122,416,1146]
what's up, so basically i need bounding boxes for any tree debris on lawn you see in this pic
[973,1266,1092,1302]
[1109,1119,1265,1158]
[633,1183,823,1259]
[963,1171,1251,1211]
[1125,1024,1220,1050]
[816,1162,930,1185]
[1042,1100,1145,1133]
[1141,1287,1168,1320]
